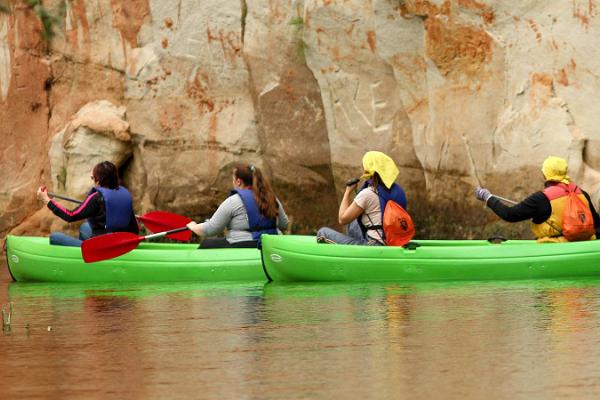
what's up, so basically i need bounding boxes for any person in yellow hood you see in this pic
[316,151,407,245]
[474,156,600,242]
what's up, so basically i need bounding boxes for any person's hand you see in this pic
[36,185,50,204]
[474,187,492,202]
[186,221,201,236]
[345,178,359,192]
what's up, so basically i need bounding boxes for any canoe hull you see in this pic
[260,235,600,282]
[6,235,265,283]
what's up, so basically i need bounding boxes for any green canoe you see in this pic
[260,235,600,282]
[5,235,264,283]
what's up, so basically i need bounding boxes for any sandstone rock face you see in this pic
[2,0,600,240]
[49,100,132,197]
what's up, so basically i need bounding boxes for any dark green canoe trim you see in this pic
[259,242,273,282]
[4,237,16,282]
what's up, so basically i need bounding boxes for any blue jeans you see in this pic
[316,221,383,246]
[49,222,92,247]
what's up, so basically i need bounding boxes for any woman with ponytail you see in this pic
[186,164,289,248]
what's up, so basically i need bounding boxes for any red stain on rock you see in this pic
[65,0,91,56]
[158,103,184,134]
[572,0,595,27]
[400,0,493,78]
[207,27,242,64]
[405,0,451,17]
[531,73,554,88]
[425,16,492,78]
[458,0,486,9]
[557,68,569,86]
[164,17,174,29]
[205,112,219,173]
[366,30,376,52]
[530,73,555,109]
[207,113,218,143]
[527,19,542,43]
[457,0,495,23]
[161,38,168,49]
[110,0,150,48]
[187,69,214,114]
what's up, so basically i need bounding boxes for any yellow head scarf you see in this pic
[360,151,399,189]
[541,156,570,184]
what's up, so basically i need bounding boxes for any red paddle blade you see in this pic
[81,232,144,263]
[137,211,192,242]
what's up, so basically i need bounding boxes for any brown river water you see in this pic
[2,259,600,399]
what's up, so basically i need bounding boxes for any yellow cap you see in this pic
[541,156,570,184]
[360,151,399,189]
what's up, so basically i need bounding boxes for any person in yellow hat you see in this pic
[474,156,600,242]
[316,151,407,245]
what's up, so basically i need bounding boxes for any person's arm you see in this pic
[38,186,101,223]
[187,196,235,237]
[486,191,551,223]
[582,190,600,235]
[276,199,289,231]
[338,184,364,225]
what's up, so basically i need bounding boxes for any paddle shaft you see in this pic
[144,226,189,240]
[48,192,82,204]
[492,194,517,205]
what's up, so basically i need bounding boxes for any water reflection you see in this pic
[3,264,600,399]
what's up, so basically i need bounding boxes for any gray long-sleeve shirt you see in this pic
[199,194,289,243]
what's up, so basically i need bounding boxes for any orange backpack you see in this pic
[562,185,595,241]
[382,200,415,246]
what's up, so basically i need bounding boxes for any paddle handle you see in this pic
[48,192,82,204]
[144,226,189,240]
[492,194,517,205]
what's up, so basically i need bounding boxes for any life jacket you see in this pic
[356,182,413,245]
[531,183,596,242]
[92,186,135,232]
[231,188,278,240]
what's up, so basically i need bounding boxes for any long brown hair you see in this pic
[369,172,384,190]
[234,164,278,219]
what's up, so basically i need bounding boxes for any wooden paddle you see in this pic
[48,192,192,241]
[81,227,190,263]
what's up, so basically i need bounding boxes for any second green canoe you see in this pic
[260,235,600,282]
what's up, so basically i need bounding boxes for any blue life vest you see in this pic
[231,188,278,240]
[92,186,135,232]
[356,181,407,240]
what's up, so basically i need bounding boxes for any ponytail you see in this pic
[233,164,279,219]
[369,172,381,190]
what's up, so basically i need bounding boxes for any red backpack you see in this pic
[561,184,595,241]
[382,200,415,246]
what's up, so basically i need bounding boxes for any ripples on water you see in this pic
[2,261,600,399]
